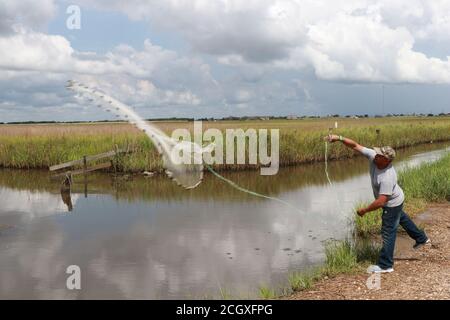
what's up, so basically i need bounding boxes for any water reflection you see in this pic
[0,142,448,299]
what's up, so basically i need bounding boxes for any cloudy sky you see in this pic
[1,0,450,122]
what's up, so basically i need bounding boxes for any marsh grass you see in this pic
[1,117,449,172]
[258,286,278,300]
[399,153,450,202]
[323,240,359,275]
[288,269,322,291]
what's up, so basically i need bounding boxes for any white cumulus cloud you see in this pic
[81,0,450,84]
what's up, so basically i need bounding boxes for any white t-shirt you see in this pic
[361,147,405,207]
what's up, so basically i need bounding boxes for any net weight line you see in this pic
[205,165,304,214]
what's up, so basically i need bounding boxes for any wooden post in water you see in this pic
[61,173,72,193]
[60,173,73,212]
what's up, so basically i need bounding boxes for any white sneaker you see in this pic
[366,265,394,273]
[413,239,431,250]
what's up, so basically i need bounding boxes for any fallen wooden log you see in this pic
[50,162,112,179]
[49,148,132,171]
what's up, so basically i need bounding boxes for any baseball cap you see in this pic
[373,146,396,161]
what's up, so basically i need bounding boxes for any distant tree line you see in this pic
[1,112,449,124]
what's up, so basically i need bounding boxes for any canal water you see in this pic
[0,142,448,299]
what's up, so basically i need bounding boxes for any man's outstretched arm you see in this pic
[325,134,364,154]
[357,195,388,216]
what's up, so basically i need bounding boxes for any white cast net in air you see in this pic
[66,80,211,189]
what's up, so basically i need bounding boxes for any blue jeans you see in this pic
[378,203,428,269]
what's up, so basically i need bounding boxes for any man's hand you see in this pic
[324,135,365,154]
[324,134,340,143]
[356,208,367,217]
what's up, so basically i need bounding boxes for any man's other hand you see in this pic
[357,208,366,217]
[324,134,340,142]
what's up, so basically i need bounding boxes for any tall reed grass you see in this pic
[399,153,450,202]
[1,117,449,172]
